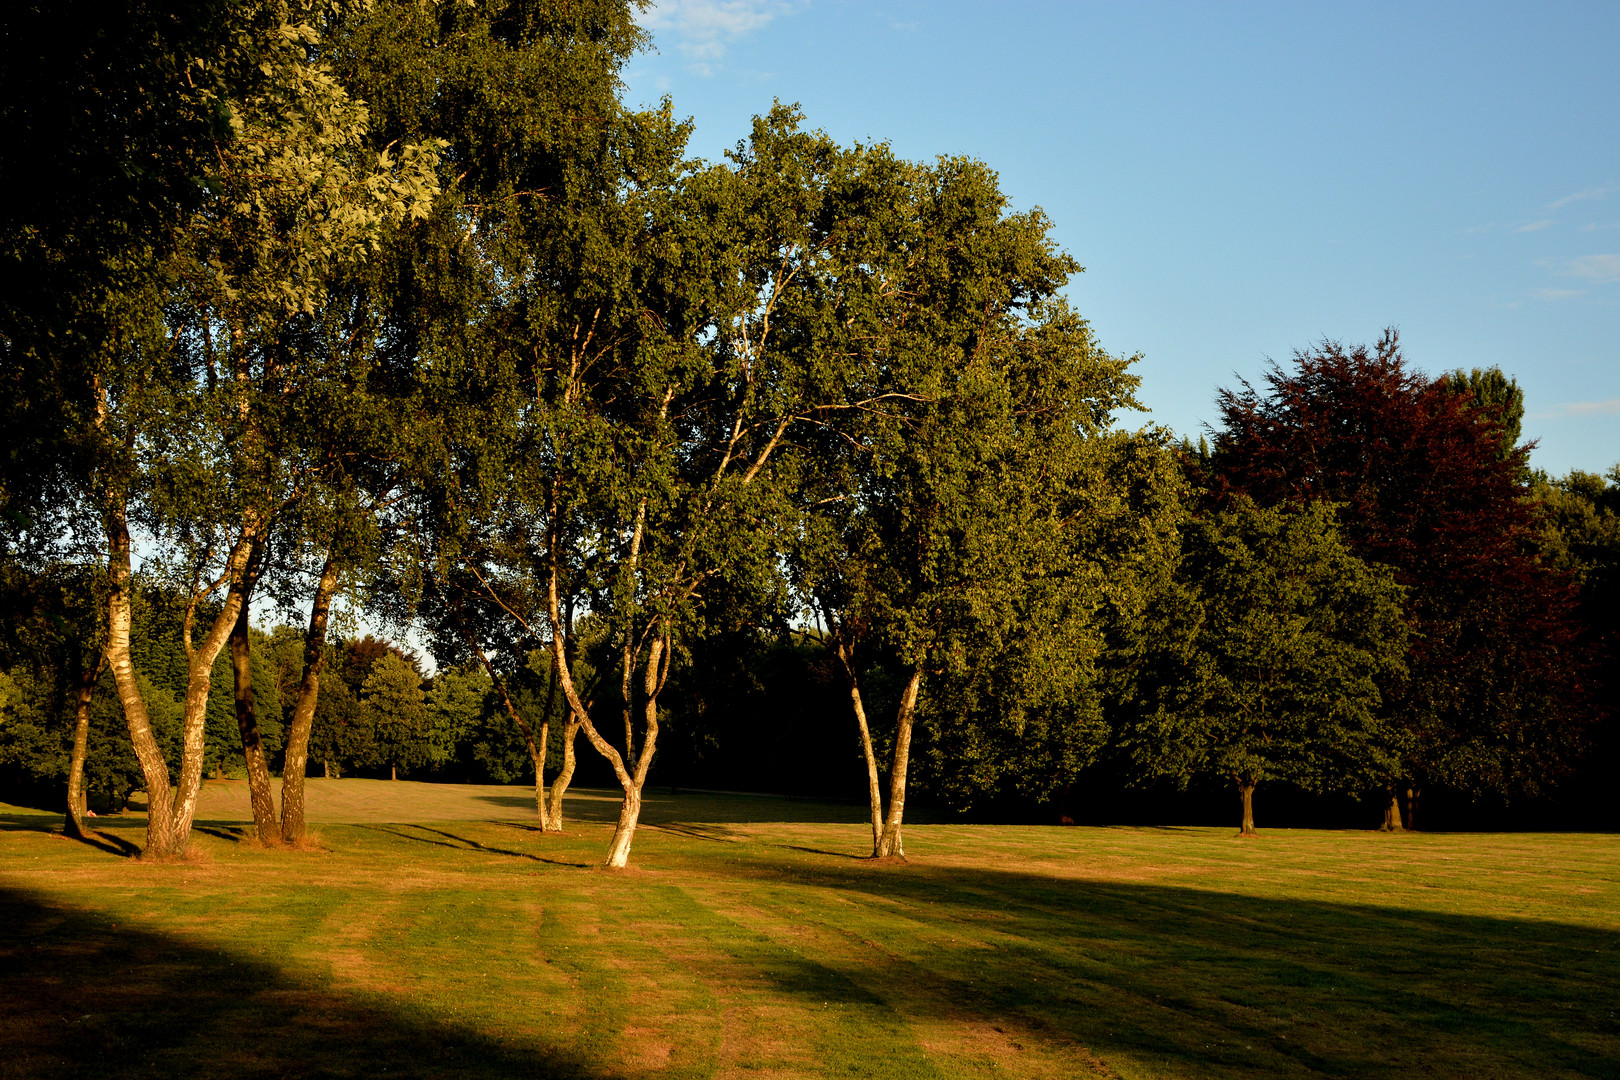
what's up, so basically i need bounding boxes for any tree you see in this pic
[1211,332,1590,827]
[919,430,1191,819]
[363,652,434,780]
[1537,467,1619,825]
[1128,498,1408,834]
[788,146,1142,856]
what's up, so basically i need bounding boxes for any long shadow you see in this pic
[359,824,590,868]
[783,844,868,861]
[0,886,599,1080]
[1,814,144,859]
[68,829,144,859]
[705,851,1620,1079]
[644,823,739,844]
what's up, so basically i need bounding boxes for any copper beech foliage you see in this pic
[1210,331,1593,808]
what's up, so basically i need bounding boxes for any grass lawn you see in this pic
[1,785,1616,1079]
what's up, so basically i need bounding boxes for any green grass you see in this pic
[1,793,1617,1079]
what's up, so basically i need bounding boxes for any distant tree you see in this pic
[1128,498,1408,834]
[427,666,491,767]
[1537,467,1619,824]
[364,652,436,780]
[308,672,374,779]
[1212,332,1589,827]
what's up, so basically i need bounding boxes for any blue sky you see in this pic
[624,0,1620,476]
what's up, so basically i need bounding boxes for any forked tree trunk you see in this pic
[600,635,667,868]
[1238,780,1257,836]
[63,657,104,840]
[874,664,923,858]
[279,555,338,844]
[231,564,278,842]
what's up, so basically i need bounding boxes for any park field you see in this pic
[1,782,1617,1079]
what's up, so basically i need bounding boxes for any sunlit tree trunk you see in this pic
[829,626,884,851]
[1238,779,1257,836]
[105,500,180,857]
[171,549,253,847]
[280,554,338,845]
[63,657,104,840]
[874,664,923,858]
[545,718,581,832]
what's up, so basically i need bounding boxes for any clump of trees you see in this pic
[1,0,1611,862]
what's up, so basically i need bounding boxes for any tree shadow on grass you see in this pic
[0,886,601,1080]
[358,824,591,868]
[1,813,143,859]
[709,854,1620,1079]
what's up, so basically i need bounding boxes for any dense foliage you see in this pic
[0,1,1612,857]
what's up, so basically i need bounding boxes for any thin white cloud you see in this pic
[1548,185,1615,210]
[1514,219,1556,232]
[1564,254,1620,282]
[639,0,799,75]
[1532,287,1587,301]
[1529,398,1620,420]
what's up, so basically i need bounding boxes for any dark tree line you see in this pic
[1,1,1612,864]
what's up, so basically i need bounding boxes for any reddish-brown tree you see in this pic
[1211,330,1591,827]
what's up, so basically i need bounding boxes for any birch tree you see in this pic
[791,155,1141,857]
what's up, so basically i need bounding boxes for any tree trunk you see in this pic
[604,785,642,868]
[1238,780,1257,836]
[874,663,923,858]
[1378,787,1404,832]
[170,551,253,849]
[830,628,885,851]
[105,501,182,858]
[63,657,104,840]
[230,568,278,843]
[391,763,397,781]
[545,718,581,832]
[280,555,338,845]
[468,637,551,828]
[1404,785,1421,831]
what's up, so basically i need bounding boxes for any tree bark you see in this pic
[1404,785,1421,831]
[468,638,552,829]
[63,657,104,840]
[830,626,885,851]
[545,718,581,832]
[105,500,182,858]
[874,663,923,858]
[1379,786,1404,832]
[171,553,252,849]
[600,633,667,868]
[1238,780,1257,836]
[230,555,278,842]
[280,554,338,845]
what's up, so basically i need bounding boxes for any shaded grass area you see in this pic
[1,802,1617,1079]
